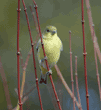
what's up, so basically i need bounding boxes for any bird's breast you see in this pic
[38,37,61,65]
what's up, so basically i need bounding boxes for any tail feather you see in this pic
[39,66,48,84]
[39,74,47,84]
[44,75,47,84]
[39,74,45,84]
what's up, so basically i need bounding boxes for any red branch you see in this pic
[69,31,75,110]
[81,0,89,110]
[85,0,101,63]
[54,64,82,109]
[75,56,82,110]
[33,0,62,110]
[92,25,101,101]
[0,57,12,110]
[22,0,43,110]
[17,0,22,109]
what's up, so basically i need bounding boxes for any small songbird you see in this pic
[36,26,63,84]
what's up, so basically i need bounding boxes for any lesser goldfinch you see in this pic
[36,26,63,84]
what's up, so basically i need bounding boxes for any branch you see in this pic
[0,56,12,110]
[81,0,89,109]
[22,0,43,109]
[33,0,62,109]
[54,64,82,110]
[69,31,75,110]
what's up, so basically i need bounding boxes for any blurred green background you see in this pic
[0,0,101,109]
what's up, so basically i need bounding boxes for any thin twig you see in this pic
[0,56,12,110]
[13,96,28,110]
[17,0,22,109]
[29,5,39,33]
[57,76,63,109]
[22,0,43,110]
[17,5,40,107]
[46,83,59,110]
[85,0,101,63]
[16,49,32,110]
[33,0,62,110]
[22,84,36,98]
[92,24,101,101]
[19,48,24,69]
[14,84,36,110]
[16,47,32,110]
[69,31,75,110]
[29,5,40,47]
[81,0,89,110]
[54,64,82,110]
[75,56,82,110]
[25,83,30,110]
[20,49,32,98]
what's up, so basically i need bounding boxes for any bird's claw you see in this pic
[39,56,48,65]
[46,69,52,75]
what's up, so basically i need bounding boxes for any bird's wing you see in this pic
[36,38,47,69]
[60,41,63,51]
[59,36,63,51]
[57,36,63,51]
[36,39,41,52]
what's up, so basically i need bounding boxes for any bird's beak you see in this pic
[52,31,56,35]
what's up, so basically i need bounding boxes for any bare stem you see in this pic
[33,0,62,110]
[57,76,63,108]
[92,24,101,101]
[46,83,59,110]
[20,49,32,98]
[29,5,39,33]
[0,56,12,110]
[54,64,82,110]
[13,94,28,110]
[29,5,40,46]
[14,84,36,110]
[81,0,89,110]
[22,0,43,109]
[69,31,75,110]
[85,0,101,63]
[25,83,30,110]
[75,56,82,110]
[17,0,22,109]
[19,48,24,69]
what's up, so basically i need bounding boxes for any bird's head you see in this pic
[43,26,57,39]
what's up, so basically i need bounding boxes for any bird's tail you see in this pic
[39,66,48,84]
[39,74,47,84]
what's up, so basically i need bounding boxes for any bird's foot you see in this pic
[46,69,52,75]
[39,56,48,65]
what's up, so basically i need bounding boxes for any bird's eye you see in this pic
[46,29,50,32]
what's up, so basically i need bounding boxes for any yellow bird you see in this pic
[36,26,63,84]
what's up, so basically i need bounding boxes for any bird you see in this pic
[36,26,63,84]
